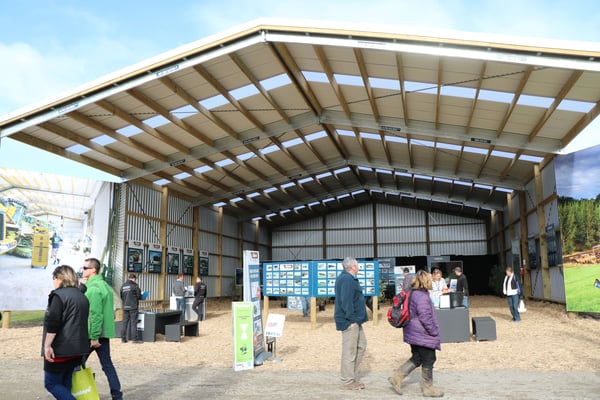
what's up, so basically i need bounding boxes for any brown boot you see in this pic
[421,367,444,397]
[388,360,417,394]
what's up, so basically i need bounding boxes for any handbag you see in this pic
[518,299,527,313]
[71,365,99,400]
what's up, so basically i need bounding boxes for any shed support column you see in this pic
[534,164,551,299]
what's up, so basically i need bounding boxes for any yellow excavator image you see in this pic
[0,198,26,255]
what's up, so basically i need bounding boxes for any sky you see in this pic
[0,0,599,182]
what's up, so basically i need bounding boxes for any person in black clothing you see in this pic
[192,276,207,321]
[42,265,90,399]
[120,273,142,343]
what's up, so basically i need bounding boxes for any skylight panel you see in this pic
[117,125,142,137]
[463,146,489,155]
[351,189,365,196]
[173,172,191,180]
[280,209,291,214]
[475,183,493,190]
[215,158,234,167]
[247,192,260,198]
[252,216,263,221]
[91,135,115,146]
[266,213,277,218]
[395,171,411,177]
[357,166,373,172]
[557,99,595,113]
[230,197,243,203]
[375,168,392,175]
[260,145,278,155]
[334,167,351,174]
[298,177,314,184]
[230,83,260,100]
[308,201,320,207]
[440,85,476,99]
[154,178,170,186]
[170,104,198,118]
[213,201,227,207]
[412,139,435,147]
[199,94,228,109]
[260,73,291,91]
[322,197,335,203]
[264,187,277,193]
[405,80,436,95]
[294,205,306,211]
[282,137,303,148]
[302,70,329,83]
[194,165,212,174]
[491,150,515,159]
[316,172,332,179]
[66,144,90,155]
[414,174,432,180]
[143,115,170,128]
[496,186,514,193]
[517,94,553,108]
[306,131,327,141]
[478,89,514,104]
[385,135,407,143]
[360,132,380,140]
[454,180,473,187]
[334,73,363,86]
[519,154,544,163]
[369,77,400,90]
[337,193,350,200]
[337,129,354,137]
[237,152,255,161]
[281,182,296,189]
[437,142,462,151]
[434,177,453,183]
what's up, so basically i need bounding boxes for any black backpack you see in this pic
[387,290,412,328]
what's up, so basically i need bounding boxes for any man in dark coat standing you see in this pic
[192,276,207,321]
[120,273,142,343]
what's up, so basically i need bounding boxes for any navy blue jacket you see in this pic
[334,270,368,331]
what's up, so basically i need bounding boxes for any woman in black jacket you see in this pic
[42,265,90,399]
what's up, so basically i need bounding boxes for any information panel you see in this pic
[263,259,379,298]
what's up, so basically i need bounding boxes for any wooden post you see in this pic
[310,297,317,330]
[372,296,379,325]
[2,311,11,329]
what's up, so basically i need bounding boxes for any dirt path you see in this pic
[2,296,600,399]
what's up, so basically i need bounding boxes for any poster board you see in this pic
[167,246,180,274]
[182,248,194,275]
[232,302,254,371]
[147,243,162,273]
[127,240,144,272]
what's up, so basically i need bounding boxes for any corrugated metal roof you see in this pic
[1,19,599,226]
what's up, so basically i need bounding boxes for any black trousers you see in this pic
[409,344,437,369]
[122,309,138,341]
[192,297,204,320]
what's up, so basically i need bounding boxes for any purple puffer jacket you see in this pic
[402,289,441,350]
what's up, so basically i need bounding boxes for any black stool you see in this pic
[471,316,496,341]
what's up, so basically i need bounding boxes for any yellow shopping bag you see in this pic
[71,366,99,400]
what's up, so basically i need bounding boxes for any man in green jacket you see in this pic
[82,257,123,400]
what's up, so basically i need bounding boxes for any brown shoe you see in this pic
[342,380,365,390]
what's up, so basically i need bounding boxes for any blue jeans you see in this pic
[176,297,186,320]
[44,370,76,400]
[507,294,521,321]
[85,338,122,400]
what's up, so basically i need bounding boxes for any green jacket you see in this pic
[85,274,116,340]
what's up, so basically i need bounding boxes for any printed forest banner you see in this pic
[556,143,600,313]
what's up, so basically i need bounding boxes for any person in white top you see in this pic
[503,267,521,322]
[429,268,447,307]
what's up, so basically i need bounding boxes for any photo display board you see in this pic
[263,259,379,298]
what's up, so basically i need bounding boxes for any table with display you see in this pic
[434,307,470,343]
[139,310,182,342]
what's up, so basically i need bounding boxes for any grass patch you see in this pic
[2,310,44,327]
[564,263,600,312]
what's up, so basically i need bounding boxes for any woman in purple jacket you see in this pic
[389,270,443,397]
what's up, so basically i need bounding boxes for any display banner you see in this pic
[182,248,194,275]
[167,246,180,274]
[147,243,162,273]
[198,250,209,276]
[127,240,144,272]
[242,250,266,362]
[264,313,285,337]
[232,302,254,371]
